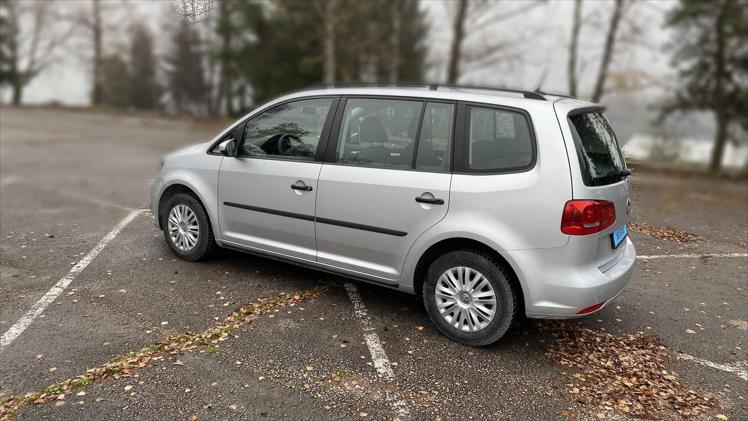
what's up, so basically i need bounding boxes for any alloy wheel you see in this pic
[435,266,497,332]
[167,204,199,252]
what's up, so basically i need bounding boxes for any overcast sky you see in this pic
[9,0,677,107]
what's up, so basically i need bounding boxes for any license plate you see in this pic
[611,224,628,248]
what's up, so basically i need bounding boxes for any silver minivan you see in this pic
[150,85,636,346]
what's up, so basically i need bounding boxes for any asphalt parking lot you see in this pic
[1,106,746,420]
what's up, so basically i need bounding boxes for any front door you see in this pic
[315,98,456,282]
[218,97,337,262]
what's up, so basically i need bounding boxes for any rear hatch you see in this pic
[562,106,631,268]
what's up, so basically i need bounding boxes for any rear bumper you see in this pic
[509,237,636,319]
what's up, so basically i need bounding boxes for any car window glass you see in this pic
[467,106,533,171]
[336,98,422,169]
[567,112,626,186]
[239,98,333,160]
[415,102,454,172]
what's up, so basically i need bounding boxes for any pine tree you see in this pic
[99,54,131,108]
[166,20,208,114]
[231,0,429,105]
[129,23,161,110]
[660,0,748,172]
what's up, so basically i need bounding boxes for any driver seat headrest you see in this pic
[360,117,388,145]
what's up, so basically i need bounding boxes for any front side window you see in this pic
[238,98,334,160]
[467,106,534,172]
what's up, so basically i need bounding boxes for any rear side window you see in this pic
[567,112,626,186]
[466,106,534,172]
[335,98,454,172]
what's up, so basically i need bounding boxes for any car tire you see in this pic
[162,193,216,261]
[423,250,517,346]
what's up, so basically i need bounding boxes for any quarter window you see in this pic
[238,98,334,160]
[415,102,454,172]
[467,106,534,171]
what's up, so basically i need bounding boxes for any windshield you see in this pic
[567,112,627,186]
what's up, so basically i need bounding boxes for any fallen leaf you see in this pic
[727,320,748,330]
[124,385,133,392]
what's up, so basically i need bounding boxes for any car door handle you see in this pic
[415,196,444,205]
[291,182,313,191]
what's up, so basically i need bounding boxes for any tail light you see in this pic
[561,200,616,235]
[577,301,607,315]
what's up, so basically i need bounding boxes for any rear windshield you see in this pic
[567,112,627,186]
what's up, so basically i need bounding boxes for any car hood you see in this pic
[166,142,210,159]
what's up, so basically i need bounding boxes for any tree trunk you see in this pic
[591,0,623,103]
[447,0,468,84]
[389,2,401,83]
[709,0,731,173]
[323,0,337,85]
[7,0,21,105]
[11,76,23,105]
[568,0,582,97]
[217,0,233,116]
[91,0,103,106]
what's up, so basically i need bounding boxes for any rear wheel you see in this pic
[162,193,215,261]
[422,250,517,346]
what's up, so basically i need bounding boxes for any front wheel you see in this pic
[422,250,517,346]
[162,193,215,261]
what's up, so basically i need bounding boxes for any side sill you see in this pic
[220,241,400,289]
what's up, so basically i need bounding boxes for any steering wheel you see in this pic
[277,134,303,156]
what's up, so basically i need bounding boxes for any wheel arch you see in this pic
[157,182,217,238]
[411,237,526,317]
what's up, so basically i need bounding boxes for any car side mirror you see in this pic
[218,138,236,157]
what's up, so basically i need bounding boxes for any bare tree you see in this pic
[445,0,544,85]
[173,0,215,23]
[389,0,401,83]
[591,0,625,103]
[446,0,468,84]
[323,0,337,85]
[90,0,102,105]
[3,0,74,105]
[568,0,582,96]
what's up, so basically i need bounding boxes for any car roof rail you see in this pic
[429,84,547,100]
[534,89,578,100]
[306,83,548,101]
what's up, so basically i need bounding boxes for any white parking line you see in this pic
[637,253,748,260]
[0,209,142,353]
[677,353,748,381]
[344,282,409,419]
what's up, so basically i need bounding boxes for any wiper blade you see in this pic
[591,169,632,186]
